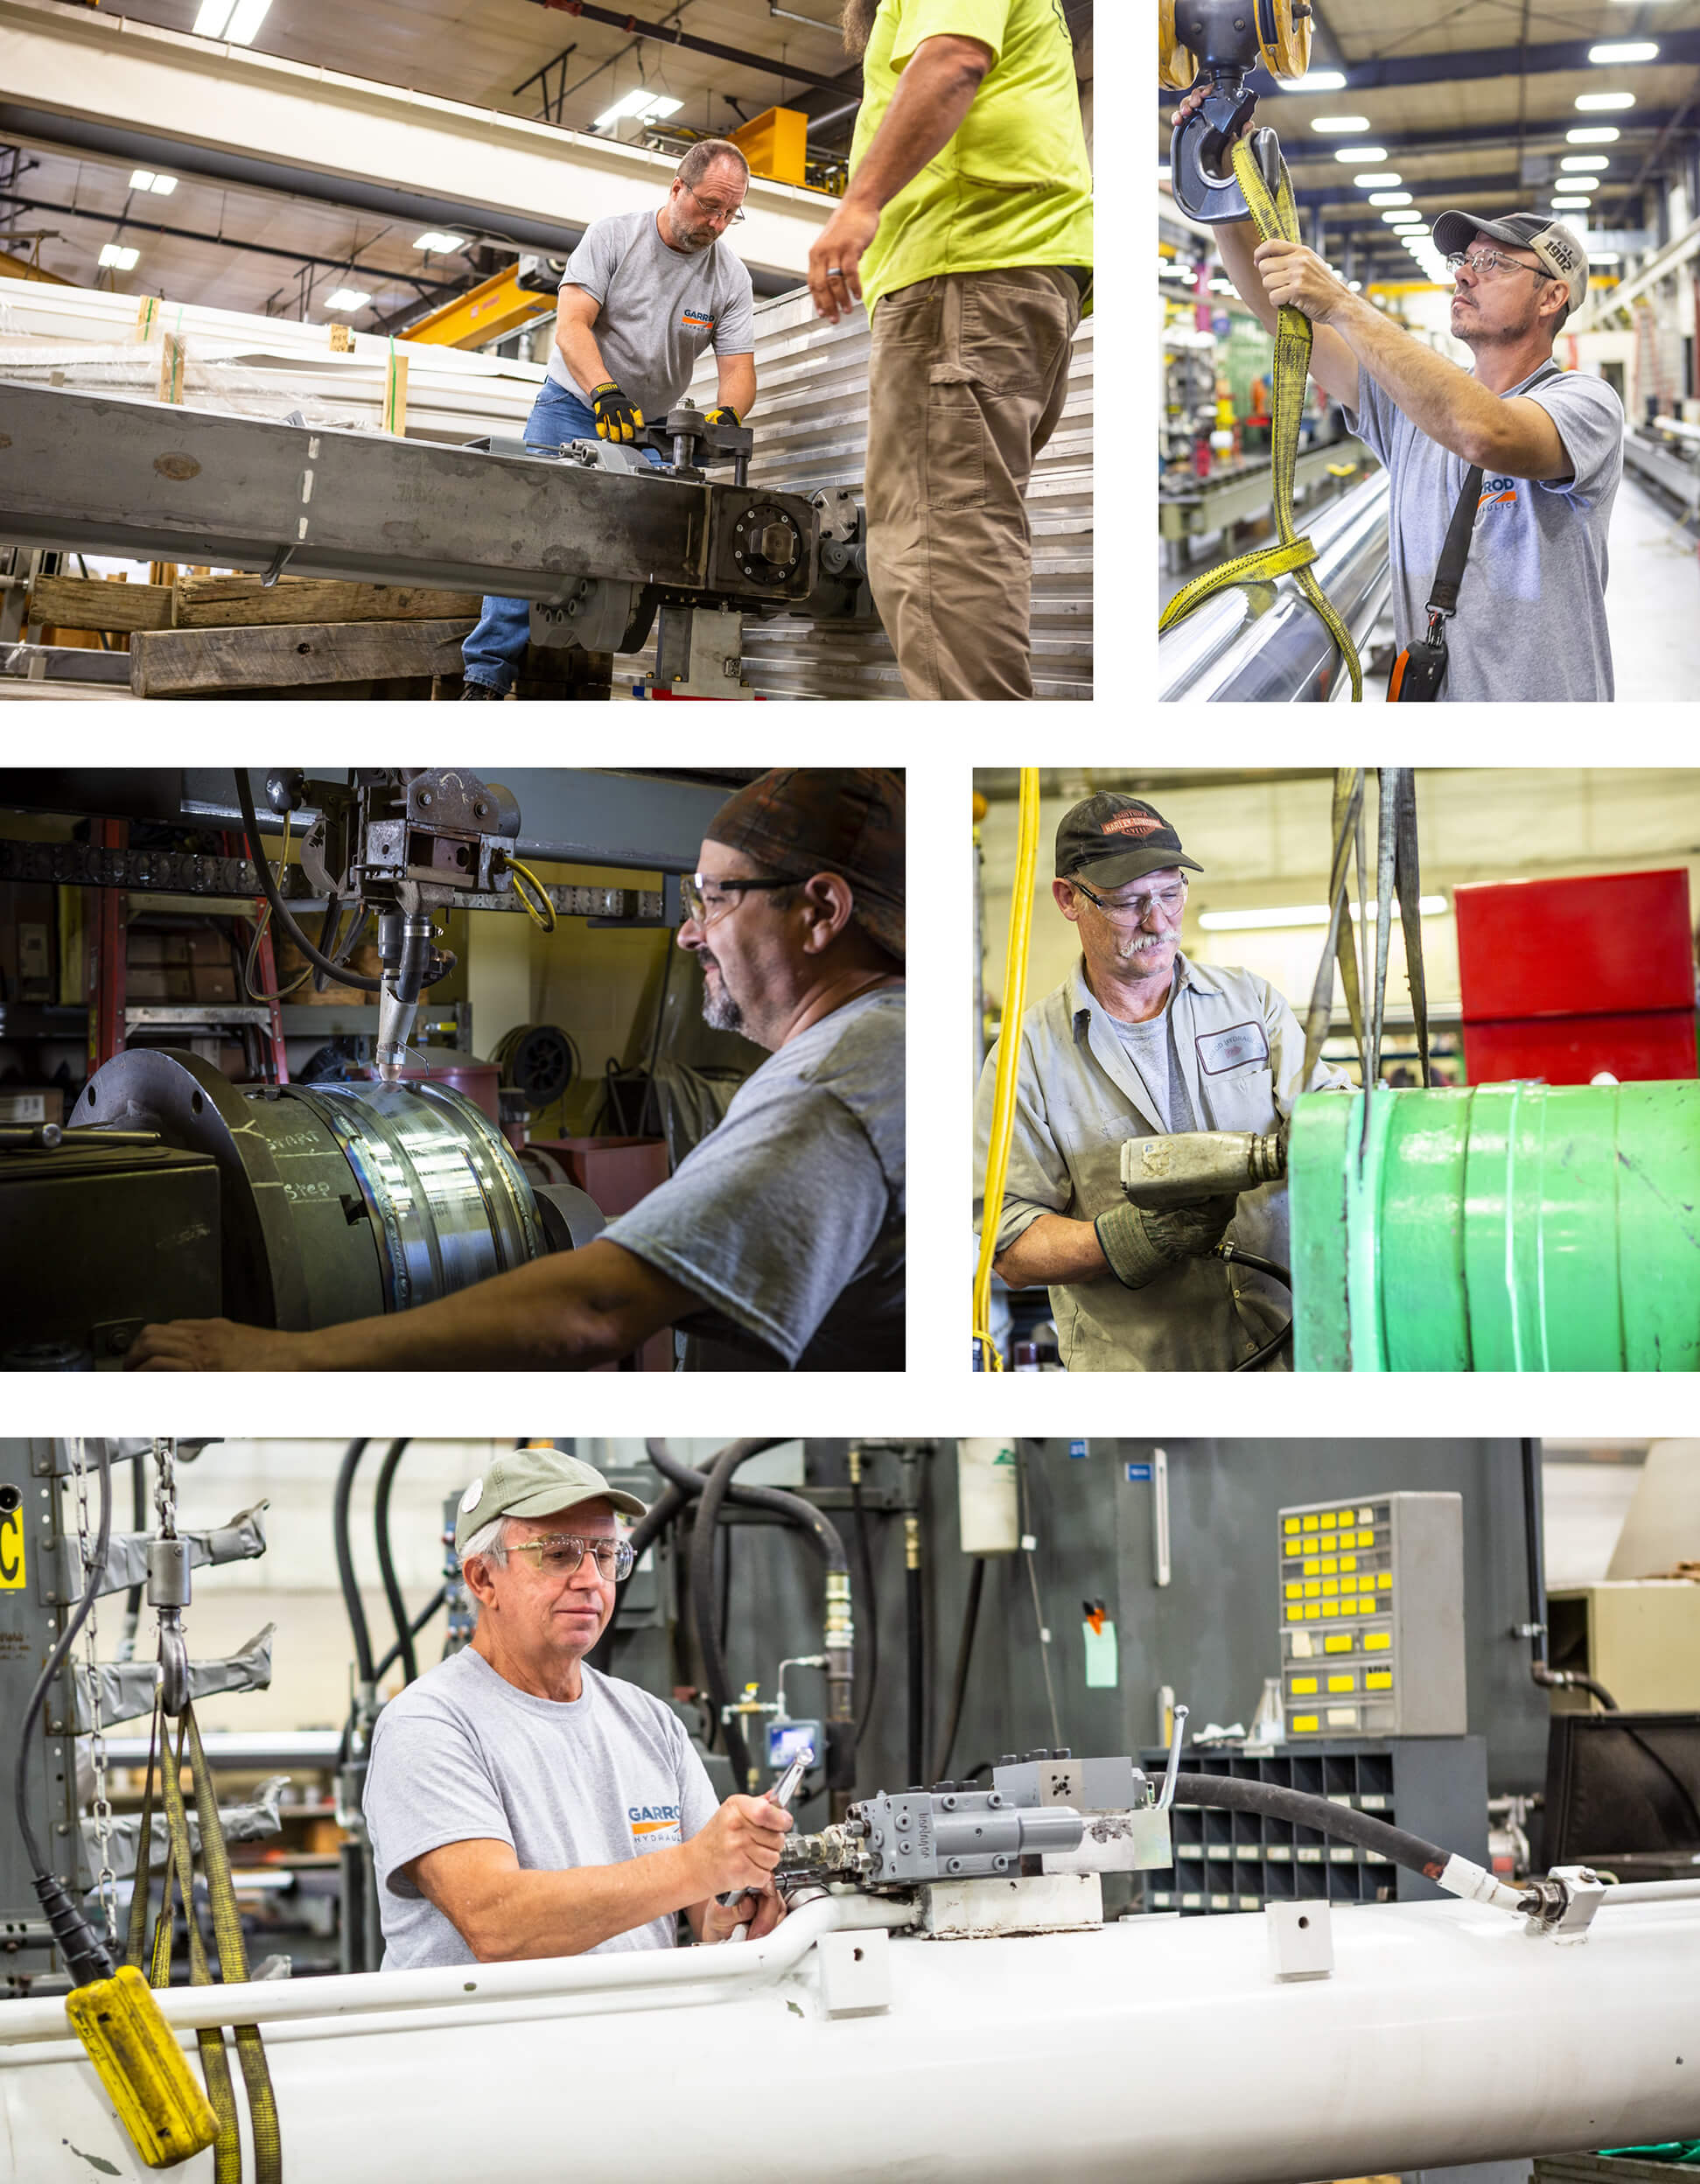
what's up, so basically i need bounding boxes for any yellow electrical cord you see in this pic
[972,767,1040,1370]
[507,858,557,934]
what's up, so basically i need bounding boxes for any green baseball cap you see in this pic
[454,1446,647,1555]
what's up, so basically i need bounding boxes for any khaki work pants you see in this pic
[864,265,1081,701]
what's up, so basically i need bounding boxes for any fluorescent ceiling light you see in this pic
[1279,70,1347,91]
[1551,197,1593,210]
[194,0,269,38]
[1382,208,1420,223]
[324,287,370,311]
[1198,897,1447,934]
[1576,91,1636,110]
[1312,116,1371,132]
[1568,127,1621,143]
[1348,279,1362,290]
[413,230,467,253]
[1561,155,1611,171]
[1355,172,1402,187]
[1589,41,1657,62]
[1209,280,1235,294]
[1592,251,1623,265]
[592,87,683,130]
[97,242,140,270]
[1336,145,1386,162]
[1369,192,1413,206]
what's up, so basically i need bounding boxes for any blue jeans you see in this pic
[460,378,664,694]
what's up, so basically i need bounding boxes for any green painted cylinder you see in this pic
[1288,1082,1700,1372]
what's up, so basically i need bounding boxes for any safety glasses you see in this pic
[507,1535,636,1580]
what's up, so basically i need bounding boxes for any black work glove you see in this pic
[703,403,742,428]
[590,381,645,444]
[1094,1195,1238,1291]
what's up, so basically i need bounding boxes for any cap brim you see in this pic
[504,1483,649,1522]
[1066,848,1203,888]
[1431,210,1527,260]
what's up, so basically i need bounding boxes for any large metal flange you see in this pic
[1158,0,1195,90]
[1256,0,1312,81]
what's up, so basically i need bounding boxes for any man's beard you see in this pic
[843,0,879,54]
[701,959,745,1032]
[1457,298,1537,351]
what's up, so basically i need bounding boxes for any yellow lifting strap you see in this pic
[126,1701,283,2183]
[1159,136,1366,702]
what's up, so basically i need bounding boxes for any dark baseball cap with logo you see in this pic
[706,767,905,962]
[1055,794,1203,891]
[1430,210,1590,312]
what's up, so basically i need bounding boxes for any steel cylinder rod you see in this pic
[1158,466,1391,704]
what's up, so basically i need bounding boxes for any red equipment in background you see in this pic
[1454,868,1698,1084]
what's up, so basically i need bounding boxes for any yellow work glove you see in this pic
[590,381,644,443]
[703,403,742,428]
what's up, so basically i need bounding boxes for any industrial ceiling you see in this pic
[0,0,866,327]
[1159,1,1700,284]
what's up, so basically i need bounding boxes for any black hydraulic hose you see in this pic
[851,1467,880,1746]
[1522,1437,1620,1709]
[122,1446,149,1651]
[333,1438,377,1690]
[372,1438,416,1686]
[13,1442,116,1986]
[906,1560,925,1786]
[931,1557,986,1784]
[1218,1242,1294,1374]
[690,1441,850,1790]
[374,1584,448,1684]
[235,768,381,992]
[1171,1773,1523,1899]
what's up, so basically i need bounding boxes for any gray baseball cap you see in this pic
[454,1446,647,1554]
[1431,210,1591,312]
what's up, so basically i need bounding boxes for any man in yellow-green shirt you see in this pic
[810,0,1092,700]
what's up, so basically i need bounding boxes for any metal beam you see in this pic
[0,0,830,284]
[0,189,462,297]
[518,0,860,100]
[1160,32,1700,98]
[0,382,819,611]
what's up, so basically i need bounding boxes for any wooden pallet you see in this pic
[128,616,475,696]
[29,571,480,634]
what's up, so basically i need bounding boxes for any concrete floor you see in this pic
[1161,468,1700,703]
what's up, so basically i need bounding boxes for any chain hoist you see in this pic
[150,1434,192,1718]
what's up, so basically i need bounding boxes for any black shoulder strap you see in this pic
[1426,361,1565,623]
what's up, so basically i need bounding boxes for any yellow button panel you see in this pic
[1291,1714,1320,1733]
[1327,1673,1355,1693]
[1366,1631,1392,1653]
[1284,1518,1300,1535]
[1291,1676,1319,1697]
[1284,1581,1302,1601]
[1324,1634,1354,1654]
[1365,1670,1394,1690]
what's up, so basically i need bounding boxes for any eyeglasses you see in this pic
[1071,878,1190,927]
[681,181,745,226]
[680,872,793,927]
[507,1535,636,1580]
[1446,249,1552,283]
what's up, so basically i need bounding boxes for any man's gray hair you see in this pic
[678,139,750,193]
[459,1515,511,1569]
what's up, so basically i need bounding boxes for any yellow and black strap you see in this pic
[1159,136,1365,703]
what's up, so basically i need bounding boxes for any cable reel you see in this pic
[1160,0,1317,224]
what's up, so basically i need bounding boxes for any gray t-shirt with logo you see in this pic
[363,1646,719,1970]
[1344,360,1623,702]
[548,208,756,421]
[602,986,906,1372]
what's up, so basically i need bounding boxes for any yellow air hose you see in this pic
[1159,136,1365,702]
[972,767,1040,1369]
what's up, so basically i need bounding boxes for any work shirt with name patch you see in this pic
[973,955,1350,1373]
[364,1647,719,1970]
[1344,360,1623,702]
[549,208,755,422]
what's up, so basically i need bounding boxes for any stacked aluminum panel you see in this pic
[636,289,1094,701]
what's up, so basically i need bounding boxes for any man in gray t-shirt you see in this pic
[460,138,758,698]
[364,1446,794,1970]
[1183,84,1625,704]
[138,771,906,1373]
